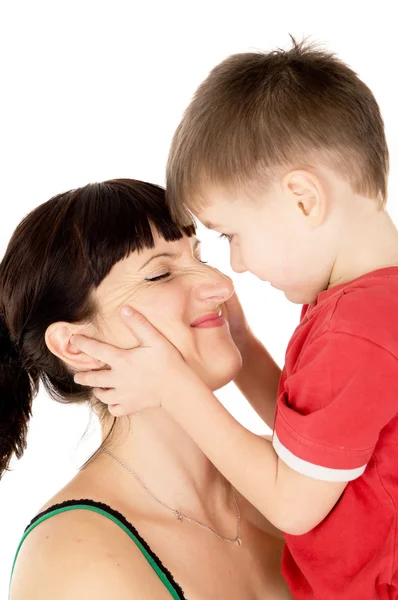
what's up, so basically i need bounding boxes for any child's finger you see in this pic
[71,334,122,365]
[108,403,126,417]
[93,387,115,404]
[74,369,113,388]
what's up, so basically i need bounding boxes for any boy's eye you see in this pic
[218,233,233,242]
[146,272,171,282]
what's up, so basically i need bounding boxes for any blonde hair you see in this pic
[167,38,389,223]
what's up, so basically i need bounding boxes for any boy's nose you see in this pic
[230,246,246,274]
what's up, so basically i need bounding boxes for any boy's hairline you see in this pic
[168,150,386,226]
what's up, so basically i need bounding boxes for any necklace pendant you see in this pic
[102,449,241,546]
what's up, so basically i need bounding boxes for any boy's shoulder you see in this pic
[305,267,398,357]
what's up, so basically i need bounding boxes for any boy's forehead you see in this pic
[194,195,244,229]
[195,207,224,230]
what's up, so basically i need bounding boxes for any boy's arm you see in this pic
[233,334,281,430]
[224,291,281,429]
[71,311,351,536]
[163,368,346,536]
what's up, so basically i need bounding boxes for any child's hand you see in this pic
[72,307,192,416]
[224,291,255,357]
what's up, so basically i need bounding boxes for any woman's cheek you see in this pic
[149,293,188,343]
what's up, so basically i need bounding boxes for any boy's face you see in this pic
[194,179,337,305]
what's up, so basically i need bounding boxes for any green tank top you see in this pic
[9,499,186,599]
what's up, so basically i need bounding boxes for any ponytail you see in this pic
[0,313,38,479]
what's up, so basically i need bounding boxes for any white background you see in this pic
[1,0,397,596]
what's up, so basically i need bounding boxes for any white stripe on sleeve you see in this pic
[272,432,367,482]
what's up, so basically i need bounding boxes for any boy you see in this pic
[73,40,398,598]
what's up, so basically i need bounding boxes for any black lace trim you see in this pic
[27,498,186,599]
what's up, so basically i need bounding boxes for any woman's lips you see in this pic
[190,311,227,328]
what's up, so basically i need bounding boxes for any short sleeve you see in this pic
[273,332,398,481]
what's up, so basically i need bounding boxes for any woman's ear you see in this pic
[45,322,105,371]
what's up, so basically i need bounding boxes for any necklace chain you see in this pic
[102,447,242,546]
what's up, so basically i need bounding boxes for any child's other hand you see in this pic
[224,291,255,357]
[72,307,192,416]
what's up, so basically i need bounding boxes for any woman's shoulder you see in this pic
[10,496,171,600]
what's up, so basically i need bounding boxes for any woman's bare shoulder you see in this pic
[10,505,171,600]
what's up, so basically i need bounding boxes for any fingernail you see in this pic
[122,306,134,317]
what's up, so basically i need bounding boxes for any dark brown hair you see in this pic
[0,179,195,479]
[166,38,389,223]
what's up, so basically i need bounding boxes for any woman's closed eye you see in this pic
[145,259,208,282]
[146,272,171,282]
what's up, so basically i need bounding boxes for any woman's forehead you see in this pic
[136,231,198,263]
[93,233,198,297]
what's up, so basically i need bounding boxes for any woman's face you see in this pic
[89,230,242,390]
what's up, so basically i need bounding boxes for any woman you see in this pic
[2,179,290,599]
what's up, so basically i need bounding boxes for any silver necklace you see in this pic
[102,447,242,546]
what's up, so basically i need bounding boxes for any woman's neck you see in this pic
[87,408,230,520]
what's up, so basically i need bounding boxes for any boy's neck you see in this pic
[329,202,398,289]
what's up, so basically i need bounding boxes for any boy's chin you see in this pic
[283,287,319,305]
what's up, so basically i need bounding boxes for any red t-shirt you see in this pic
[273,267,398,600]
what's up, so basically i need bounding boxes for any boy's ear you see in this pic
[45,322,106,371]
[284,170,327,225]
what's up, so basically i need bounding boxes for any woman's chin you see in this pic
[202,347,243,391]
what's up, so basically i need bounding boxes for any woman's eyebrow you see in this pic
[139,252,177,271]
[139,238,201,271]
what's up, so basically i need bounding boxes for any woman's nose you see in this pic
[192,270,234,303]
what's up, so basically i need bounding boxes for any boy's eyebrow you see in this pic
[139,238,201,271]
[203,221,220,229]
